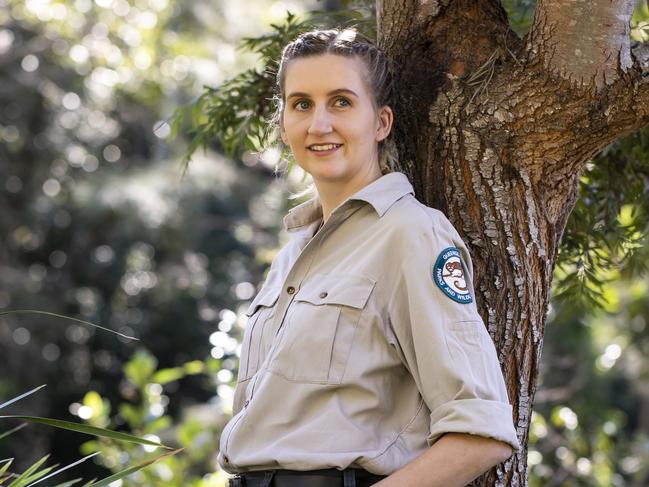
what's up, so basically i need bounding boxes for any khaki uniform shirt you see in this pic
[217,172,520,476]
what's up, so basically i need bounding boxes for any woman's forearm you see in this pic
[371,433,513,487]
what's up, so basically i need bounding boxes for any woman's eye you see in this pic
[292,98,350,110]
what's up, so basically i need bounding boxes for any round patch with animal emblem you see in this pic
[432,247,473,304]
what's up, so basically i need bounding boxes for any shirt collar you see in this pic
[283,172,414,232]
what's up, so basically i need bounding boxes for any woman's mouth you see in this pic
[308,143,343,156]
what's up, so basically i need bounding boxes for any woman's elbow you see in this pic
[488,440,514,465]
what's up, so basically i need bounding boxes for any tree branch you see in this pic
[525,0,637,92]
[590,40,649,137]
[375,0,430,53]
[376,0,524,202]
[377,0,511,54]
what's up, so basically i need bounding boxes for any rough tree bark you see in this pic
[375,0,649,485]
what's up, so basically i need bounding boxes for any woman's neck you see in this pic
[315,165,383,223]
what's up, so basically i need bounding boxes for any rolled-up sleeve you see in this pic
[387,211,521,451]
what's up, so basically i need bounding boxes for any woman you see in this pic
[218,28,520,487]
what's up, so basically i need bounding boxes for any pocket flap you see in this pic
[245,285,281,317]
[295,273,375,309]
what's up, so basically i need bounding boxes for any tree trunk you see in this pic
[376,0,649,485]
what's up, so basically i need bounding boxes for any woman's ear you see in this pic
[280,112,288,145]
[376,105,393,142]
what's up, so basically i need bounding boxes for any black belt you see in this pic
[227,467,387,487]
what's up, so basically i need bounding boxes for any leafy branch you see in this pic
[169,8,375,175]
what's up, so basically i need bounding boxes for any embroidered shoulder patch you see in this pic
[432,247,473,304]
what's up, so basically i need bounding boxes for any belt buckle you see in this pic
[227,475,244,487]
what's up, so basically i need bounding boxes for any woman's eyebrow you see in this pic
[286,88,359,100]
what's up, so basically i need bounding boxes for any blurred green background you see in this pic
[1,0,648,485]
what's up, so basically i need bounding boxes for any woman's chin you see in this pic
[310,170,348,184]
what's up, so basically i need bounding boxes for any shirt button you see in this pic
[244,399,250,407]
[223,455,229,464]
[287,286,296,294]
[319,291,328,299]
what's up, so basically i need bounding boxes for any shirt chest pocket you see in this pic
[238,284,281,383]
[268,273,375,384]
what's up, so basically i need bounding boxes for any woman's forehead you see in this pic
[283,54,370,96]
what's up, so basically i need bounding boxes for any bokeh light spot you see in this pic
[13,327,31,345]
[21,54,39,72]
[103,144,121,162]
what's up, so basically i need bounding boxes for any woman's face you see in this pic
[280,53,392,185]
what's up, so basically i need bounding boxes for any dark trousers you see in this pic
[227,467,387,487]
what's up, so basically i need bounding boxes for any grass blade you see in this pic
[86,448,183,487]
[8,466,56,487]
[0,458,13,475]
[0,385,46,411]
[6,454,52,487]
[0,459,14,484]
[0,310,138,341]
[0,423,27,440]
[0,416,171,449]
[26,452,100,486]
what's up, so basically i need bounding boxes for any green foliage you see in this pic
[0,385,181,486]
[168,10,307,170]
[0,423,26,441]
[1,0,288,472]
[501,0,536,36]
[83,448,183,487]
[11,452,99,487]
[0,459,13,484]
[125,349,161,389]
[554,127,649,311]
[5,454,54,487]
[169,7,376,174]
[78,349,226,486]
[0,416,169,449]
[632,2,649,41]
[530,261,649,485]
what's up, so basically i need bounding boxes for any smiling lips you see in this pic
[308,143,343,155]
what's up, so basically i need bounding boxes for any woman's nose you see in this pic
[307,106,333,135]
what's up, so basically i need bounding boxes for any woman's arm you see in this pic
[372,433,513,487]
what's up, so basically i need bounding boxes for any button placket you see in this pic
[247,203,363,396]
[222,202,368,464]
[246,243,318,400]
